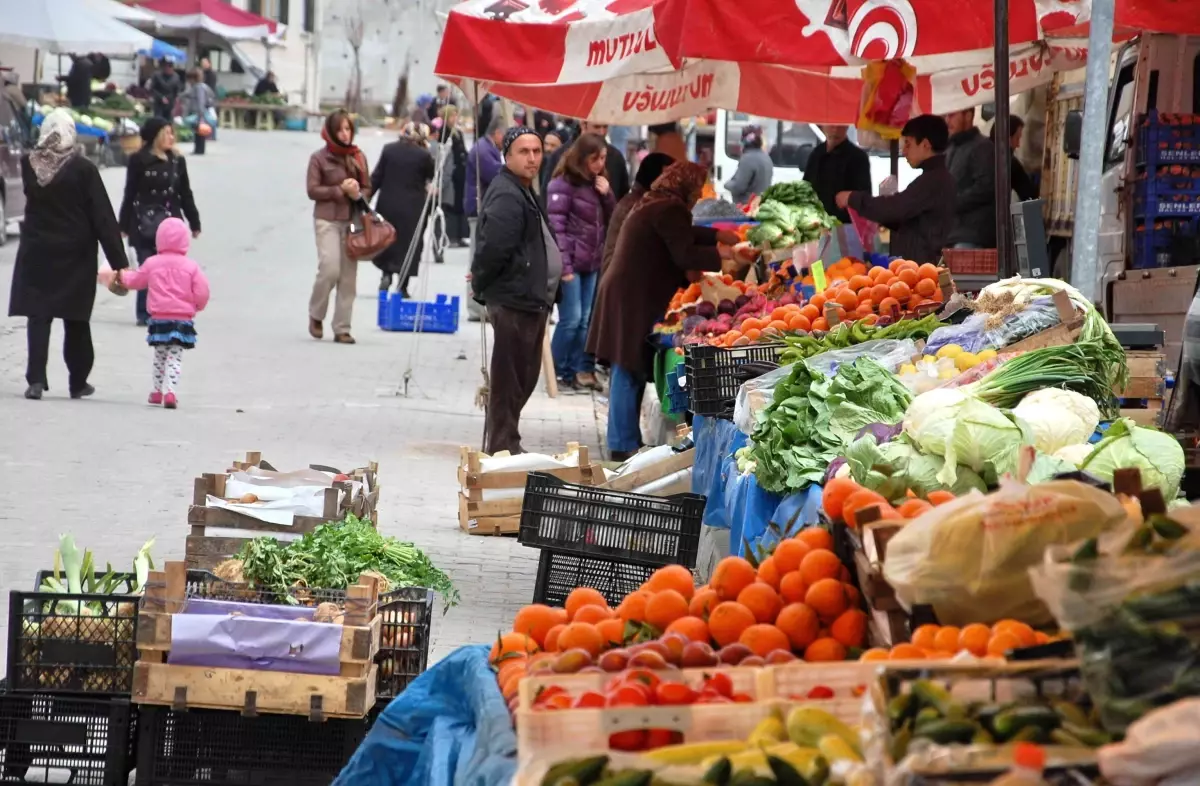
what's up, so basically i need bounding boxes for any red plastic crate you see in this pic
[941,248,998,275]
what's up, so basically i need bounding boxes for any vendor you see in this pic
[588,162,745,461]
[834,114,956,264]
[803,125,871,223]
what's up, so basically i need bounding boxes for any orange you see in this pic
[711,556,759,601]
[740,624,791,658]
[897,268,919,288]
[915,278,937,297]
[926,490,956,506]
[959,623,992,657]
[708,601,757,647]
[888,643,926,660]
[775,602,820,650]
[869,283,891,304]
[644,590,690,631]
[773,538,812,575]
[889,281,912,301]
[596,617,625,648]
[842,489,888,528]
[688,587,720,619]
[897,499,933,519]
[910,624,941,651]
[496,656,527,689]
[918,263,940,281]
[779,571,807,604]
[888,258,903,272]
[512,604,568,648]
[896,260,919,274]
[767,319,790,333]
[565,587,608,621]
[811,317,828,332]
[646,565,696,601]
[992,620,1037,648]
[788,313,812,332]
[799,549,842,587]
[500,669,524,699]
[737,582,784,625]
[556,622,605,657]
[809,293,827,310]
[932,626,962,654]
[834,288,858,310]
[804,637,848,662]
[740,317,763,332]
[745,328,762,341]
[489,632,538,663]
[543,624,566,652]
[1034,631,1051,645]
[860,647,890,661]
[987,631,1021,657]
[665,615,710,643]
[843,582,862,609]
[616,590,652,623]
[805,578,849,622]
[799,304,820,321]
[795,527,834,552]
[822,477,862,521]
[848,274,872,291]
[877,296,900,316]
[830,609,867,648]
[756,556,781,590]
[573,604,614,624]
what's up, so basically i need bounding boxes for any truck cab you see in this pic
[711,110,918,200]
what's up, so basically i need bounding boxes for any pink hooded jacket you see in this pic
[121,218,211,321]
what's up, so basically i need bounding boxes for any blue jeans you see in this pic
[133,245,153,323]
[607,364,645,453]
[550,271,597,380]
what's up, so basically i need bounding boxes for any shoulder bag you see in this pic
[345,197,396,261]
[134,155,178,249]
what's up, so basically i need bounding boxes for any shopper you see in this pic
[9,109,127,400]
[992,115,1038,202]
[58,54,93,110]
[545,133,615,393]
[471,127,557,455]
[803,125,872,222]
[307,109,371,344]
[199,57,217,92]
[465,116,505,218]
[724,124,773,205]
[943,107,996,249]
[537,129,566,198]
[541,120,630,201]
[118,117,202,327]
[101,218,209,409]
[835,114,957,263]
[438,106,470,247]
[372,122,435,296]
[600,152,672,280]
[178,68,216,154]
[588,162,743,460]
[148,59,182,121]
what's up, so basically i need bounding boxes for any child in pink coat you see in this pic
[102,218,210,408]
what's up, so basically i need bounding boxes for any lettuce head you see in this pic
[1081,418,1185,499]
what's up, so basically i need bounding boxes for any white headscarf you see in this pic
[29,109,78,187]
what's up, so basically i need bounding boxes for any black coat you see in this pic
[945,127,996,247]
[847,154,958,264]
[471,168,554,314]
[64,57,93,109]
[118,148,201,249]
[442,128,468,214]
[802,139,872,223]
[9,155,127,321]
[370,140,435,276]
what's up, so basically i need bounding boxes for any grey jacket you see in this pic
[726,147,773,204]
[178,82,215,119]
[944,127,996,247]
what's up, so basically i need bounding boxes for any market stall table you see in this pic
[217,101,277,131]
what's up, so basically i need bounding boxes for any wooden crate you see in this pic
[1000,290,1084,355]
[1117,351,1166,428]
[457,442,602,536]
[228,452,381,521]
[599,427,694,494]
[134,563,381,720]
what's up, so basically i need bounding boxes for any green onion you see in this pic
[967,341,1122,416]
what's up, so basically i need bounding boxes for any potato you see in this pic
[238,493,259,504]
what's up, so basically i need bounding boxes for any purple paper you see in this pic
[167,600,344,675]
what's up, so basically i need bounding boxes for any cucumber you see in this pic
[702,758,732,786]
[911,679,954,715]
[912,719,979,745]
[887,693,916,724]
[766,755,811,786]
[1062,722,1113,747]
[1050,701,1091,728]
[543,756,610,786]
[991,706,1060,741]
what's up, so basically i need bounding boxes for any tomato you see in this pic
[654,682,697,706]
[607,685,650,707]
[645,729,683,749]
[572,691,606,709]
[540,693,572,710]
[532,685,567,707]
[806,686,835,699]
[608,730,648,751]
[693,690,732,704]
[731,693,754,703]
[621,669,663,692]
[702,672,734,698]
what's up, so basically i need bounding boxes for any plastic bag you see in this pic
[847,207,878,255]
[924,314,992,355]
[883,478,1127,626]
[1099,699,1200,785]
[734,363,792,435]
[982,296,1063,347]
[803,338,918,377]
[857,59,917,140]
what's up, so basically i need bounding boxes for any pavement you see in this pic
[0,128,604,666]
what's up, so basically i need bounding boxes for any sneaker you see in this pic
[148,391,163,406]
[69,384,95,399]
[24,383,45,400]
[557,377,582,394]
[164,393,177,409]
[576,371,602,392]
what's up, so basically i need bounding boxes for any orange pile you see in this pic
[858,619,1057,662]
[718,303,814,347]
[813,259,943,322]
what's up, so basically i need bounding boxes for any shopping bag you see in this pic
[847,208,878,255]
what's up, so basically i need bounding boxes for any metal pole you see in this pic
[993,0,1013,277]
[1069,0,1116,301]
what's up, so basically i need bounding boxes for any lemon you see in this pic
[899,363,917,375]
[955,352,980,372]
[977,348,998,361]
[936,344,963,359]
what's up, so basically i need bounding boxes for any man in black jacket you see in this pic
[803,125,872,223]
[59,54,92,110]
[539,120,630,201]
[472,126,561,455]
[148,60,182,120]
[943,108,996,248]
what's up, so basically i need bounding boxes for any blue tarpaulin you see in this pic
[692,415,824,556]
[139,39,186,63]
[334,645,516,786]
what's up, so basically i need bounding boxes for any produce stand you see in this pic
[217,100,280,131]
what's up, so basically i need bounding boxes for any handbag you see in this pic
[345,200,396,261]
[134,157,178,247]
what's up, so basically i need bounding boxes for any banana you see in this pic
[786,706,862,756]
[746,716,788,748]
[817,733,863,764]
[640,740,749,766]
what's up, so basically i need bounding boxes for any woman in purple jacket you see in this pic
[546,133,615,393]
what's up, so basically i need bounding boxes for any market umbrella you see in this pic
[130,0,282,40]
[0,0,155,55]
[83,0,157,24]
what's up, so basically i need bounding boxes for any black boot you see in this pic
[379,273,393,292]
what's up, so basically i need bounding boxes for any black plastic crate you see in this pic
[684,342,786,419]
[532,550,657,608]
[519,473,704,568]
[0,688,134,785]
[135,705,366,786]
[376,587,434,700]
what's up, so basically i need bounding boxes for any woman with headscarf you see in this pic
[9,109,127,400]
[588,161,744,459]
[599,152,672,280]
[306,109,371,344]
[118,116,202,326]
[438,106,470,248]
[371,122,435,296]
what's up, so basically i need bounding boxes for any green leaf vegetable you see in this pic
[843,433,986,500]
[964,341,1122,417]
[748,357,912,494]
[236,515,460,611]
[1081,418,1186,500]
[39,534,156,615]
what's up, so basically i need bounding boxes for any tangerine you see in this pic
[644,590,690,631]
[877,296,900,316]
[779,571,807,604]
[843,582,862,609]
[932,625,962,653]
[842,489,889,528]
[740,624,791,658]
[565,587,608,621]
[848,274,872,291]
[800,304,820,321]
[556,622,605,658]
[915,277,937,297]
[918,263,941,281]
[788,314,812,332]
[543,624,566,652]
[897,499,934,519]
[992,620,1037,648]
[775,602,820,650]
[927,490,956,506]
[647,564,696,601]
[773,538,812,575]
[616,590,652,623]
[804,637,848,662]
[910,624,940,651]
[860,647,890,661]
[830,609,867,648]
[711,556,759,601]
[756,556,782,590]
[811,317,828,332]
[987,631,1021,657]
[596,618,625,648]
[959,623,992,656]
[489,632,538,663]
[889,281,912,301]
[799,549,842,586]
[512,604,568,648]
[805,578,849,622]
[708,601,757,647]
[665,615,710,643]
[688,587,720,619]
[888,643,926,660]
[737,582,784,624]
[795,527,834,552]
[897,268,919,288]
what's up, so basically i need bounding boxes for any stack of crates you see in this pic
[1133,111,1200,269]
[518,473,705,607]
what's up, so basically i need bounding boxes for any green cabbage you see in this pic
[844,433,987,500]
[943,399,1034,485]
[1080,418,1185,500]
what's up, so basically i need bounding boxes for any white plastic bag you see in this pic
[640,383,671,447]
[803,338,918,377]
[734,363,792,435]
[1099,699,1200,785]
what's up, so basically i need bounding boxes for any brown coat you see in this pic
[600,184,644,279]
[587,197,721,371]
[307,148,372,221]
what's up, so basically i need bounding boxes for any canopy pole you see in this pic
[1069,0,1116,302]
[993,0,1013,277]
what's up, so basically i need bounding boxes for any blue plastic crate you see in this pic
[1137,111,1200,166]
[665,367,688,415]
[377,291,460,333]
[1133,216,1200,269]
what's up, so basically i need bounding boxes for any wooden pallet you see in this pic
[457,442,602,536]
[1117,350,1166,427]
[134,563,380,720]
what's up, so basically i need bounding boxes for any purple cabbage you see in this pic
[824,457,847,485]
[856,422,902,444]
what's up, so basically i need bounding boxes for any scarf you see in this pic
[321,125,367,185]
[636,161,708,214]
[29,109,78,187]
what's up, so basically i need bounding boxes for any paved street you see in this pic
[0,128,603,664]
